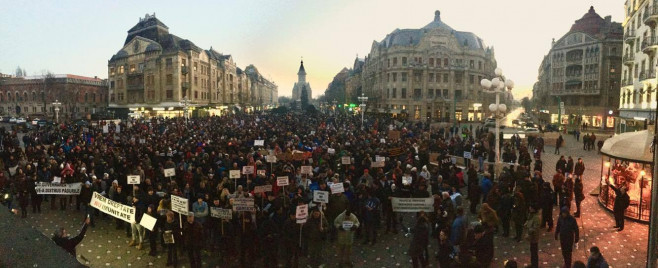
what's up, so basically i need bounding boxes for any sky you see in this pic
[0,0,624,100]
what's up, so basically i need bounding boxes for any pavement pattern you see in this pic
[15,131,649,267]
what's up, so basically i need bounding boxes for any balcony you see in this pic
[624,30,636,44]
[642,36,658,54]
[565,72,583,79]
[623,53,635,65]
[181,66,188,74]
[566,57,583,63]
[644,5,658,26]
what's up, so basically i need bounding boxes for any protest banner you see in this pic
[170,195,189,215]
[341,156,351,165]
[211,207,233,220]
[330,182,344,194]
[254,185,273,194]
[164,168,176,177]
[277,176,289,186]
[127,175,140,185]
[313,190,329,203]
[371,161,385,168]
[266,155,277,163]
[296,204,308,224]
[301,166,313,175]
[242,166,254,175]
[254,140,265,146]
[233,197,255,212]
[116,124,121,133]
[35,182,82,195]
[90,192,136,223]
[140,213,157,231]
[229,170,241,179]
[391,197,434,212]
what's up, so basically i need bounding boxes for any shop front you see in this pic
[599,129,654,222]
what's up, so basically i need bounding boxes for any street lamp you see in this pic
[52,100,62,123]
[358,93,368,129]
[480,68,514,180]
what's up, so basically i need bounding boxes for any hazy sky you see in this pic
[0,0,623,100]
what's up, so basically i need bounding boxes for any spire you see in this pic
[298,60,306,75]
[434,10,441,22]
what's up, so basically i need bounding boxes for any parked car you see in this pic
[15,118,26,124]
[9,117,17,123]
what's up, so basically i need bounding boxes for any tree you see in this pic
[521,97,533,113]
[300,88,309,109]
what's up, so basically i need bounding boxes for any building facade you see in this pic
[245,65,278,107]
[533,6,622,129]
[107,14,276,118]
[333,11,500,122]
[291,61,312,103]
[0,74,107,119]
[619,0,658,123]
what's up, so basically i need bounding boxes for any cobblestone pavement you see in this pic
[18,132,649,267]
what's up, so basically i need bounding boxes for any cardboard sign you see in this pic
[376,156,386,162]
[164,168,176,177]
[140,213,157,231]
[429,153,440,166]
[211,207,233,220]
[254,140,265,146]
[35,182,82,195]
[463,152,472,159]
[330,182,345,194]
[91,192,136,223]
[170,195,189,215]
[127,175,140,185]
[342,221,354,230]
[391,197,435,212]
[254,185,273,193]
[242,166,255,175]
[102,125,109,134]
[388,130,401,140]
[296,204,308,224]
[229,170,241,179]
[301,166,313,175]
[257,169,266,176]
[139,138,146,144]
[402,176,413,185]
[380,138,386,143]
[313,190,329,203]
[341,156,351,165]
[233,198,255,212]
[277,176,289,186]
[52,176,62,184]
[266,155,277,163]
[328,148,336,154]
[371,161,385,168]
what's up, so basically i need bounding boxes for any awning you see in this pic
[600,129,653,163]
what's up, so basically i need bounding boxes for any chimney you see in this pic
[605,15,611,23]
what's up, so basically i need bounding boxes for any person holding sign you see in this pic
[333,207,360,267]
[52,216,91,256]
[145,205,160,256]
[163,211,180,267]
[306,207,328,268]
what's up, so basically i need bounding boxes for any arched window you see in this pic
[84,93,88,102]
[23,92,28,102]
[7,92,11,102]
[32,92,36,101]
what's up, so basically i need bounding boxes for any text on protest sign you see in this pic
[52,176,62,184]
[140,213,157,231]
[313,190,329,203]
[164,168,176,177]
[371,161,385,168]
[296,204,308,224]
[341,156,351,165]
[91,192,136,223]
[330,182,345,194]
[342,221,354,230]
[233,197,255,212]
[391,197,434,212]
[35,182,82,195]
[463,152,472,159]
[210,207,233,220]
[277,176,289,186]
[376,156,386,162]
[266,155,277,163]
[170,195,189,215]
[254,140,265,146]
[301,166,313,175]
[127,175,140,185]
[257,169,266,176]
[254,185,273,194]
[229,170,241,179]
[242,166,255,175]
[402,176,413,186]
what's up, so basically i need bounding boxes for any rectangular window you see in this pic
[427,89,434,98]
[428,73,434,82]
[166,58,173,68]
[402,57,407,66]
[469,60,475,69]
[110,67,115,76]
[443,74,449,83]
[110,81,115,89]
[478,61,482,70]
[414,88,422,98]
[414,73,421,82]
[166,74,173,85]
[469,75,475,84]
[130,64,135,73]
[444,58,448,66]
[436,89,441,97]
[119,66,124,74]
[437,58,441,68]
[393,58,398,66]
[392,88,397,98]
[436,73,441,83]
[194,62,198,71]
[393,73,397,82]
[118,79,124,89]
[402,73,407,82]
[182,59,187,67]
[387,89,390,99]
[194,76,198,86]
[166,90,173,100]
[455,90,462,100]
[194,91,198,99]
[387,59,390,67]
[443,89,448,98]
[387,73,390,82]
[429,58,434,67]
[401,88,407,99]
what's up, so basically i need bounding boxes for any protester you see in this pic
[52,217,91,256]
[409,211,430,268]
[587,246,610,268]
[524,205,541,268]
[334,207,360,267]
[609,183,630,232]
[555,206,579,268]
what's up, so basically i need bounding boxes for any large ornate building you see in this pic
[331,10,500,121]
[619,0,658,124]
[0,74,107,119]
[107,14,277,118]
[533,6,622,129]
[291,60,312,103]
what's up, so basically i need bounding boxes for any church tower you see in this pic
[298,60,306,83]
[292,59,312,102]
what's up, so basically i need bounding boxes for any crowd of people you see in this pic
[0,110,611,267]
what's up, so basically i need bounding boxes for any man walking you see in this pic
[555,207,579,268]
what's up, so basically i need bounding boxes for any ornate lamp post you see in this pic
[480,68,514,179]
[358,93,368,129]
[52,100,62,123]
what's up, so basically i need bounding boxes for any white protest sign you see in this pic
[52,176,62,184]
[103,125,109,133]
[313,190,329,203]
[391,197,435,212]
[277,176,289,186]
[330,182,345,194]
[254,140,265,146]
[127,175,140,185]
[35,182,82,195]
[242,166,255,175]
[296,204,308,223]
[266,155,277,163]
[341,156,351,165]
[463,152,472,159]
[211,207,233,220]
[402,176,412,185]
[310,131,315,135]
[170,195,189,215]
[229,170,241,179]
[233,198,255,212]
[254,185,273,193]
[380,138,386,143]
[139,138,146,144]
[91,192,136,223]
[371,161,385,168]
[342,221,354,230]
[164,168,176,177]
[140,213,157,231]
[301,166,313,175]
[8,166,17,176]
[257,169,266,176]
[328,148,335,154]
[376,156,386,162]
[116,124,121,133]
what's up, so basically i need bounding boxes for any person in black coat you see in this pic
[539,182,555,231]
[53,217,91,256]
[610,184,630,231]
[555,207,579,268]
[408,212,430,268]
[556,156,566,174]
[573,177,585,218]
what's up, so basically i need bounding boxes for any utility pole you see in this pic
[647,89,658,268]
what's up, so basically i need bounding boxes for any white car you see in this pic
[525,127,540,134]
[9,117,17,123]
[15,117,26,124]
